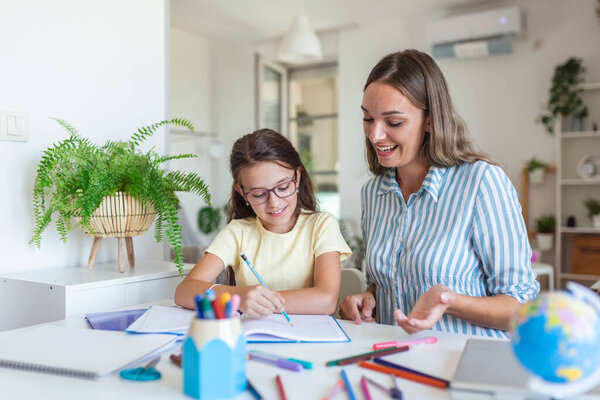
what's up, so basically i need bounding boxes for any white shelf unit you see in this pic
[555,82,600,289]
[0,260,192,331]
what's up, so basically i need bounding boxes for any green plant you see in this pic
[526,157,547,173]
[538,57,588,134]
[197,205,227,235]
[535,215,556,233]
[339,218,365,269]
[584,198,600,220]
[30,117,211,276]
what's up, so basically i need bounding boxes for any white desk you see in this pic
[0,304,483,400]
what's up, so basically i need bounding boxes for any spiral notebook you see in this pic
[0,325,177,380]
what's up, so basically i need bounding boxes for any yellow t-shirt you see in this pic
[206,210,352,290]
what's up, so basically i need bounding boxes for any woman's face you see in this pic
[235,161,300,234]
[361,81,429,171]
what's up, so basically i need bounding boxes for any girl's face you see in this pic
[361,81,430,171]
[235,161,301,234]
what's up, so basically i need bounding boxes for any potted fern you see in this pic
[526,157,547,185]
[535,214,556,251]
[30,118,211,276]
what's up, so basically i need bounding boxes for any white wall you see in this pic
[338,0,600,230]
[169,29,255,245]
[0,0,168,274]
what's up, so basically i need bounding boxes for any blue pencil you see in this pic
[341,368,357,400]
[240,253,293,326]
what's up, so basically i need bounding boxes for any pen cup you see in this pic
[183,316,247,399]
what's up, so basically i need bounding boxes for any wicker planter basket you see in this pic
[83,192,156,238]
[82,192,156,272]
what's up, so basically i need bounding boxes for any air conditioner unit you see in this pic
[427,6,522,58]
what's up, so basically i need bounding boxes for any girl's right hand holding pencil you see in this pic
[238,285,286,318]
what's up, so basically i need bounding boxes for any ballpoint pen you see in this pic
[240,253,293,326]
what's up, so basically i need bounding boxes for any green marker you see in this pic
[202,297,215,319]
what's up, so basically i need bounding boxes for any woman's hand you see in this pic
[238,285,286,318]
[394,284,456,334]
[339,290,377,325]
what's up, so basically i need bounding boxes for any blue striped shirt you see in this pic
[361,161,539,338]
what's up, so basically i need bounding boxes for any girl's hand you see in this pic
[339,291,376,325]
[394,284,456,334]
[238,285,286,318]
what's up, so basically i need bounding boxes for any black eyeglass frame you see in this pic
[240,171,298,206]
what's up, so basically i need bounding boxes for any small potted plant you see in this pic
[30,118,211,276]
[584,198,600,229]
[526,157,548,185]
[535,215,556,251]
[538,57,588,134]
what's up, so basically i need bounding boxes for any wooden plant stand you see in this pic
[84,192,156,272]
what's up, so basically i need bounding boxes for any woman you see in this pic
[339,50,539,337]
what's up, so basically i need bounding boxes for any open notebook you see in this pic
[0,325,177,380]
[124,305,350,343]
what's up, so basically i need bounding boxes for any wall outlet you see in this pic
[0,111,28,142]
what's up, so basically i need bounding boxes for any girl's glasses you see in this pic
[241,172,298,206]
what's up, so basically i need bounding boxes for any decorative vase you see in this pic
[529,169,545,185]
[593,215,600,229]
[536,233,554,251]
[80,192,156,272]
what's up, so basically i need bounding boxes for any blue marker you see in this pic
[240,253,293,326]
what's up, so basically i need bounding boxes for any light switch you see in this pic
[0,111,28,142]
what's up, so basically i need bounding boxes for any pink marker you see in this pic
[372,336,437,350]
[230,294,241,316]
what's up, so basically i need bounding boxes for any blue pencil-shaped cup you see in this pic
[183,317,246,399]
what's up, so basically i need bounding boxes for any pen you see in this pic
[360,376,372,400]
[358,361,449,389]
[322,379,344,400]
[373,358,450,386]
[240,253,293,326]
[247,352,303,372]
[325,345,409,367]
[372,336,437,350]
[246,378,263,399]
[250,350,313,369]
[340,369,357,400]
[194,294,204,319]
[276,374,287,400]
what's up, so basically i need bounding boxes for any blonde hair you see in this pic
[364,49,495,175]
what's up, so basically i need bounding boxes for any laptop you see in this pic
[451,338,600,400]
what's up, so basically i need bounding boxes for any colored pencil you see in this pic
[341,369,357,400]
[358,361,449,389]
[326,346,409,367]
[359,376,372,400]
[276,374,287,400]
[372,336,437,350]
[373,358,449,384]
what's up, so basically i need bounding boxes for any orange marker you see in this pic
[358,361,449,389]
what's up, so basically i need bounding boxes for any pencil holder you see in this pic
[183,317,246,400]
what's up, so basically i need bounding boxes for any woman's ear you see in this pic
[424,114,431,134]
[296,166,302,187]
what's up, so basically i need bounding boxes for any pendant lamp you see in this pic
[277,15,322,64]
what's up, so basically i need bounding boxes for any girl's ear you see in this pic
[233,183,244,198]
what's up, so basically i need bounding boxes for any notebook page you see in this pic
[0,325,177,379]
[125,306,195,334]
[242,314,349,342]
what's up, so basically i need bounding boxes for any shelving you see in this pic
[555,82,600,289]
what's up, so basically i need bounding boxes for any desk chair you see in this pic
[335,268,367,318]
[532,262,554,291]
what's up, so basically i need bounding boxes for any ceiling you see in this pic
[171,0,494,44]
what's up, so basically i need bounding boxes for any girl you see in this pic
[175,129,352,317]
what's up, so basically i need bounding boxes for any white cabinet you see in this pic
[556,82,600,289]
[0,260,192,331]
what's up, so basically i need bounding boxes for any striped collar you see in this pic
[377,165,448,202]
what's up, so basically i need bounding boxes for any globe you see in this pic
[510,282,600,398]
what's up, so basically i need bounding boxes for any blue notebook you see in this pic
[85,308,148,331]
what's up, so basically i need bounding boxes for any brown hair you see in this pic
[363,49,495,175]
[227,129,317,221]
